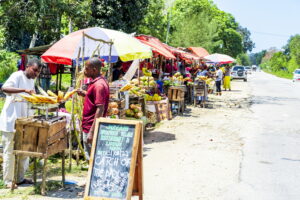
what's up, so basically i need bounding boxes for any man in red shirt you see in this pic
[77,57,109,160]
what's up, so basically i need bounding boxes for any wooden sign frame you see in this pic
[84,118,143,200]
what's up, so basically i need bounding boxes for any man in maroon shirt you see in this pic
[77,58,109,160]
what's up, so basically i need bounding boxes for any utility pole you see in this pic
[165,11,171,44]
[165,1,174,44]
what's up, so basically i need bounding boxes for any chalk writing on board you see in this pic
[89,123,135,199]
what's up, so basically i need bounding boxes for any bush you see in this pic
[0,50,19,83]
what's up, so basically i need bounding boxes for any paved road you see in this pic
[229,71,300,200]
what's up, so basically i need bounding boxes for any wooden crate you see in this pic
[14,116,68,157]
[146,99,172,122]
[168,87,185,101]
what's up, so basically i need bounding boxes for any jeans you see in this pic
[216,80,221,92]
[40,78,51,91]
[2,131,28,185]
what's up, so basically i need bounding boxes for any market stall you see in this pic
[40,28,154,170]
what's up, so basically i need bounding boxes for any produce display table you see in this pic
[12,116,68,195]
[193,81,208,107]
[168,86,186,115]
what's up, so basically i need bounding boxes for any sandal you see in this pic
[16,179,33,185]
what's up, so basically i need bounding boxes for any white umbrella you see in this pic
[204,53,235,64]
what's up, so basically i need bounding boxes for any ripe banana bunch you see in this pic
[120,83,134,92]
[142,68,152,77]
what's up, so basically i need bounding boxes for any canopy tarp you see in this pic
[188,47,209,58]
[135,35,176,59]
[162,44,200,63]
[17,45,52,56]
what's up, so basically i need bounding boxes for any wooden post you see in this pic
[11,155,19,192]
[107,41,113,82]
[69,50,81,172]
[33,158,37,186]
[137,125,144,200]
[41,158,48,196]
[62,151,65,188]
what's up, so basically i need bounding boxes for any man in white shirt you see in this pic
[215,66,223,96]
[0,58,41,188]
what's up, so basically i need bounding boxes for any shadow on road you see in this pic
[250,96,300,105]
[144,131,176,145]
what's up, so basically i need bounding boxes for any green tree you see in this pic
[288,34,300,66]
[170,12,220,52]
[90,0,149,33]
[137,0,167,41]
[170,0,246,57]
[220,28,243,57]
[236,53,250,66]
[268,51,287,71]
[237,26,255,52]
[0,50,19,83]
[0,0,91,51]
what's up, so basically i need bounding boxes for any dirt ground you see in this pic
[0,79,252,200]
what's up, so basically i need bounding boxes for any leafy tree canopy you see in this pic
[90,0,149,33]
[170,12,221,53]
[137,0,167,41]
[0,0,91,51]
[236,53,250,66]
[237,26,255,52]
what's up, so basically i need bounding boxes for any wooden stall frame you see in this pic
[84,118,143,200]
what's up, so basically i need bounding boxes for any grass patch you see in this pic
[50,73,72,91]
[0,97,4,113]
[263,69,293,79]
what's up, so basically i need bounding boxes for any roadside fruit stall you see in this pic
[13,87,77,194]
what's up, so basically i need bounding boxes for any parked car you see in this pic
[231,66,247,82]
[245,66,252,74]
[293,69,300,82]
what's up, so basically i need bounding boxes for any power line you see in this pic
[251,31,292,38]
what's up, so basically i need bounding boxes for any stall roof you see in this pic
[135,35,176,59]
[188,47,209,58]
[17,44,52,56]
[162,44,200,62]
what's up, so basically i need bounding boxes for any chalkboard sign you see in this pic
[84,118,142,200]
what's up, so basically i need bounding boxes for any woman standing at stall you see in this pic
[223,65,231,91]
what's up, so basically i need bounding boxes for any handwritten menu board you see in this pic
[85,118,141,200]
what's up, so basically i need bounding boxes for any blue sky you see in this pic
[213,0,300,53]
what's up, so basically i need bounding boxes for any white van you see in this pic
[293,69,300,82]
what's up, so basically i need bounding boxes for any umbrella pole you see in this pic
[107,41,113,82]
